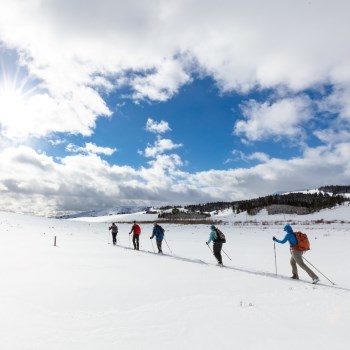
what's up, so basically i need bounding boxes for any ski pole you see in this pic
[206,242,213,253]
[302,256,335,285]
[206,242,219,263]
[164,238,172,254]
[222,248,232,261]
[150,238,155,253]
[274,241,278,276]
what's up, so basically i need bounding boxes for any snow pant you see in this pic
[213,242,223,264]
[132,234,140,250]
[156,239,163,253]
[112,233,117,245]
[290,250,318,280]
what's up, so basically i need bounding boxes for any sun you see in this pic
[0,83,25,112]
[0,67,31,107]
[0,81,28,133]
[0,65,38,134]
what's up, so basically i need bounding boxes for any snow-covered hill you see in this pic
[56,206,150,219]
[0,208,349,350]
[71,202,350,224]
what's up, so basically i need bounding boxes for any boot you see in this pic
[290,273,299,280]
[312,276,320,284]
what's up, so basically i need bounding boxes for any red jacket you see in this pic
[132,224,141,235]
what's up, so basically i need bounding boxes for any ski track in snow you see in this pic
[114,243,350,292]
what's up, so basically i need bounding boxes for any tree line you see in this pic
[184,187,349,216]
[318,185,350,194]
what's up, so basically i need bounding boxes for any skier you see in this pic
[273,224,319,284]
[108,222,118,245]
[206,224,223,266]
[150,222,165,253]
[129,221,141,250]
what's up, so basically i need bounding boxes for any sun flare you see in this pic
[0,83,26,115]
[0,65,40,137]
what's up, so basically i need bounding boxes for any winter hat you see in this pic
[210,225,215,229]
[283,224,293,233]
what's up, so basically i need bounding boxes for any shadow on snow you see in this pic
[114,244,350,292]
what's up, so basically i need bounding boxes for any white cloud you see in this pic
[234,96,313,142]
[0,145,190,215]
[247,152,270,163]
[317,85,350,122]
[226,150,270,164]
[48,138,66,146]
[1,1,350,139]
[314,129,350,144]
[1,143,350,216]
[0,76,111,138]
[143,119,181,158]
[2,1,350,215]
[143,137,182,157]
[131,58,192,101]
[187,143,350,201]
[66,142,117,156]
[146,118,171,134]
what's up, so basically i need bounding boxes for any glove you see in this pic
[149,237,152,239]
[272,236,276,241]
[206,242,209,245]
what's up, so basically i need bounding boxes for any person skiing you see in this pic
[206,224,223,266]
[273,224,319,284]
[108,222,118,245]
[150,222,165,254]
[129,221,141,250]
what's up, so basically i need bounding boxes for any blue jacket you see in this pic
[275,232,297,247]
[207,228,217,244]
[151,225,164,241]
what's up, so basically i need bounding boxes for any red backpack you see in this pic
[293,231,310,251]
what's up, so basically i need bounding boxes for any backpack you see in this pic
[293,231,310,251]
[214,228,226,243]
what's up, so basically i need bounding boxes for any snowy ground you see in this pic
[0,207,349,350]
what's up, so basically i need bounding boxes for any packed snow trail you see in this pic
[112,242,350,291]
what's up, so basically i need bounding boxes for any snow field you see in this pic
[0,211,349,350]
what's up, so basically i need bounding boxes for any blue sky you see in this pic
[43,75,321,172]
[47,76,250,171]
[1,0,350,216]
